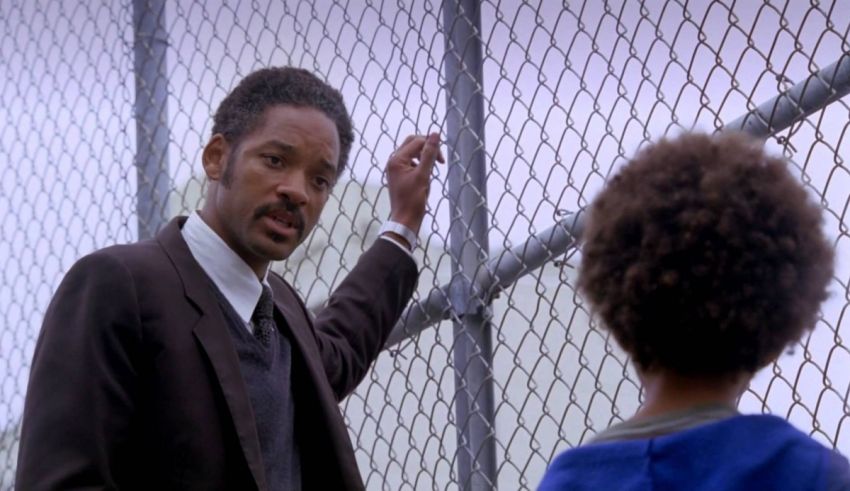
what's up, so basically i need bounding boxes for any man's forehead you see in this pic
[252,105,339,147]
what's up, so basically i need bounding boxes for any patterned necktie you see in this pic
[252,285,276,346]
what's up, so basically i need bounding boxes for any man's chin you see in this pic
[258,237,300,262]
[260,247,295,262]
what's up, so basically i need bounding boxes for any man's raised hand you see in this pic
[384,132,445,247]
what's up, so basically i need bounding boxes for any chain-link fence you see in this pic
[2,0,849,489]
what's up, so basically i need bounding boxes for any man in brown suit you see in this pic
[16,67,443,490]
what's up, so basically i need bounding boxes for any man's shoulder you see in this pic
[72,237,172,280]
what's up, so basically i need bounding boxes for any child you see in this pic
[539,132,849,491]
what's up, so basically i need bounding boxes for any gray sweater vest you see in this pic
[211,285,301,490]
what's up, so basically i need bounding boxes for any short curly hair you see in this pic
[212,66,354,177]
[578,132,834,377]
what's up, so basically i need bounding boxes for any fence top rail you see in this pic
[725,52,850,138]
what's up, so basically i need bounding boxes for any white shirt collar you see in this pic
[181,211,270,325]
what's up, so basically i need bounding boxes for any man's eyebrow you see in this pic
[263,140,295,154]
[318,159,337,176]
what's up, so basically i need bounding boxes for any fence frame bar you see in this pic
[726,52,850,137]
[133,0,171,239]
[442,0,498,488]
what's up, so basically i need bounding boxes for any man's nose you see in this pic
[275,170,309,206]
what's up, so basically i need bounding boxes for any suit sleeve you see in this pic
[16,251,143,490]
[312,239,418,400]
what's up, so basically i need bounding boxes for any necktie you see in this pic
[252,285,276,345]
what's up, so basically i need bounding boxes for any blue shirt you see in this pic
[539,414,850,491]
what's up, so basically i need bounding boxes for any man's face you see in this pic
[203,104,340,272]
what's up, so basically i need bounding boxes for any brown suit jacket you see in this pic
[16,217,417,490]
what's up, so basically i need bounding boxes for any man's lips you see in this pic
[263,214,300,238]
[255,204,305,239]
[266,210,298,229]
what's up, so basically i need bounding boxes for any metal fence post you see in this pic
[133,0,171,239]
[442,0,498,489]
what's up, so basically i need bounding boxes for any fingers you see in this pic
[429,132,446,163]
[398,134,416,149]
[385,132,444,235]
[391,133,445,168]
[392,135,428,162]
[417,133,441,175]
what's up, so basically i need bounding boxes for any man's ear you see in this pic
[202,134,228,181]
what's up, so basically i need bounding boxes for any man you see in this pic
[17,67,443,490]
[538,132,850,490]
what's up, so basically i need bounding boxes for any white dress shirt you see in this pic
[182,211,269,330]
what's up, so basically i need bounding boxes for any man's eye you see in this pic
[264,155,284,167]
[314,176,331,190]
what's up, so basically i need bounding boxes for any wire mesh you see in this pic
[1,0,848,489]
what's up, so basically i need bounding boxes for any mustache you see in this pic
[254,200,305,236]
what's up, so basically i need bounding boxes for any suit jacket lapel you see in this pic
[269,282,333,402]
[156,217,267,491]
[268,277,363,488]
